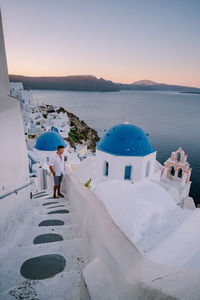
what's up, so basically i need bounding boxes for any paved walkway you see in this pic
[0,191,88,300]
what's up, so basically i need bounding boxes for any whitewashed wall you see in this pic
[0,10,33,248]
[0,98,30,195]
[96,149,156,183]
[0,11,10,96]
[64,169,200,300]
[0,11,29,195]
[0,185,32,247]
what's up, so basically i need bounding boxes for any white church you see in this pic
[96,123,156,182]
[74,122,195,211]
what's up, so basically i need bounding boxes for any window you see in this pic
[124,165,132,180]
[178,168,182,178]
[170,165,175,176]
[145,161,151,177]
[177,152,181,162]
[104,161,109,176]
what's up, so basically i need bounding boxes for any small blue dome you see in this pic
[97,123,155,156]
[51,126,59,133]
[35,132,66,151]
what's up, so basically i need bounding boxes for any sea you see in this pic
[32,89,200,205]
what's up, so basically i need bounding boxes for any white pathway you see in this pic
[0,191,88,300]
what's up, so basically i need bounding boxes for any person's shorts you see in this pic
[53,174,63,187]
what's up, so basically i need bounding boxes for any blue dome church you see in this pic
[96,123,157,182]
[35,131,67,151]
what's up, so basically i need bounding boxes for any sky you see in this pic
[0,0,200,87]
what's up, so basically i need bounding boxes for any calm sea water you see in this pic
[32,90,200,205]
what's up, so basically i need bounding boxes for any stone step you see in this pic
[0,190,88,300]
[0,238,88,295]
[0,269,84,300]
[33,196,73,212]
[30,212,76,227]
[35,205,72,215]
[33,192,50,199]
[17,224,81,247]
[32,190,48,197]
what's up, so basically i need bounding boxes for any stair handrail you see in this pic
[0,180,33,199]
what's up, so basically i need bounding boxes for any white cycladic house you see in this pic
[10,82,35,109]
[96,123,156,183]
[10,82,23,99]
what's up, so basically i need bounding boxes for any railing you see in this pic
[0,180,33,200]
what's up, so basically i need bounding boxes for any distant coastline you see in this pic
[9,75,119,92]
[9,74,200,93]
[180,91,200,95]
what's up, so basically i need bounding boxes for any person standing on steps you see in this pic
[49,145,65,198]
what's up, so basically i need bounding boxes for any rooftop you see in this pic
[35,131,66,151]
[97,123,155,156]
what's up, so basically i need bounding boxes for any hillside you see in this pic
[9,74,200,93]
[119,80,200,93]
[132,79,158,86]
[9,75,119,92]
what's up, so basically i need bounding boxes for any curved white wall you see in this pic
[0,98,30,195]
[64,169,200,300]
[0,10,32,249]
[0,185,32,247]
[0,11,29,195]
[96,149,156,183]
[0,11,10,96]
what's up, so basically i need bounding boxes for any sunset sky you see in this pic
[0,0,200,87]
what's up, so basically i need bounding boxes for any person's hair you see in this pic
[57,145,64,150]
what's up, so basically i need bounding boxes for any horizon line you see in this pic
[8,73,200,89]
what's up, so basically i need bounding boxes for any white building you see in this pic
[0,10,31,243]
[10,82,34,107]
[10,82,23,98]
[96,123,156,182]
[10,82,35,124]
[75,122,195,210]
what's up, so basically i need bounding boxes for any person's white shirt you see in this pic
[50,153,65,176]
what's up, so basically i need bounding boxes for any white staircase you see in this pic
[0,191,89,300]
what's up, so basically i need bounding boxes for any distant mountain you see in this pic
[9,75,200,93]
[132,79,158,86]
[9,75,120,92]
[119,79,200,93]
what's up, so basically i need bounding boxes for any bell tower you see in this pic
[161,147,191,187]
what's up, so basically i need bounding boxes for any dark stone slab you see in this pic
[47,205,65,209]
[33,233,63,244]
[43,202,59,206]
[32,191,47,197]
[20,254,66,280]
[48,209,69,215]
[39,220,64,226]
[34,193,49,199]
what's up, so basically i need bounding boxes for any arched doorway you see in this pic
[178,168,182,178]
[170,165,175,176]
